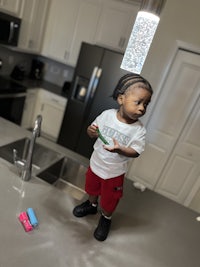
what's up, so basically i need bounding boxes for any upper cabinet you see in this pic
[18,0,49,53]
[42,0,80,65]
[10,0,139,65]
[42,0,102,66]
[94,0,139,51]
[4,0,140,66]
[66,0,102,66]
[41,0,140,67]
[0,0,24,17]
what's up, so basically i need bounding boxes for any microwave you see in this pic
[0,12,21,46]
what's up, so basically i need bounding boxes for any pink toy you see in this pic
[18,212,33,232]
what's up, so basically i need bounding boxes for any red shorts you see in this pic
[85,166,124,213]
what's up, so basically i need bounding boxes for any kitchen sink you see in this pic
[0,138,87,199]
[37,157,87,199]
[0,137,62,173]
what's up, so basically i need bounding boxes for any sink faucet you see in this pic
[13,115,42,181]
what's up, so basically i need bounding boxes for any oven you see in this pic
[0,76,27,125]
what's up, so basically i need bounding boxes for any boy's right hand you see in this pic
[87,124,99,138]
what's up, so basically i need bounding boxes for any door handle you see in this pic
[88,67,98,91]
[86,66,99,101]
[90,68,102,99]
[8,21,15,43]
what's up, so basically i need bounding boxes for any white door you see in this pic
[155,94,200,205]
[127,49,200,201]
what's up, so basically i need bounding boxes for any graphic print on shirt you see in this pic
[101,125,130,146]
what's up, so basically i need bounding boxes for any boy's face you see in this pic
[117,83,152,123]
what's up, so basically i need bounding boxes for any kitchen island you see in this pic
[0,118,199,267]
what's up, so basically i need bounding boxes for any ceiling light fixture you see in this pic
[121,0,166,74]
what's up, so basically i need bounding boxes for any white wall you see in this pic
[140,0,200,212]
[142,0,200,94]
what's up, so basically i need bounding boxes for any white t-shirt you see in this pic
[90,109,146,179]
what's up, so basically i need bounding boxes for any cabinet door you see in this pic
[18,0,49,52]
[94,0,139,51]
[127,50,200,199]
[0,0,24,17]
[21,89,38,129]
[42,0,80,64]
[33,90,67,142]
[40,100,66,141]
[67,0,101,66]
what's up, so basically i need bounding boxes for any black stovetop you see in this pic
[0,76,27,94]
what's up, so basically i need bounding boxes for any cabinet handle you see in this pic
[64,51,69,61]
[121,37,126,48]
[41,104,44,112]
[118,37,123,48]
[23,102,27,111]
[119,37,126,49]
[28,40,34,49]
[51,98,59,104]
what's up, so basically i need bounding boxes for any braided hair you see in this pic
[112,73,153,100]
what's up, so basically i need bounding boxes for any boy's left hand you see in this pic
[104,138,140,158]
[103,138,120,153]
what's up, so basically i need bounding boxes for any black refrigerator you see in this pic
[58,42,128,158]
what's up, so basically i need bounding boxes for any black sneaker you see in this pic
[94,215,111,241]
[73,200,97,217]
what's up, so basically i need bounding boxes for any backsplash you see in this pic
[37,55,74,86]
[0,46,74,87]
[0,46,33,77]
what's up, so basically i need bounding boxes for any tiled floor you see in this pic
[55,165,200,267]
[48,155,200,267]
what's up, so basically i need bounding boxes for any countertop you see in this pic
[0,75,69,98]
[0,118,200,267]
[0,117,91,267]
[18,78,69,98]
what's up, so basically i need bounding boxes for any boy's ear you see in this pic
[117,94,124,105]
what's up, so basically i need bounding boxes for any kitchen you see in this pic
[0,0,199,266]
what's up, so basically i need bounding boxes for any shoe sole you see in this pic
[73,209,97,217]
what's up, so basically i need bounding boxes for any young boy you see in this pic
[73,73,153,241]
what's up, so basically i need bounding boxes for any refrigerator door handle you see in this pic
[87,66,99,99]
[90,68,102,99]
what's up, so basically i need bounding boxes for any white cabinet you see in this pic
[18,0,49,52]
[42,0,80,65]
[0,0,24,17]
[66,0,102,66]
[22,88,67,142]
[94,0,139,51]
[41,0,139,66]
[21,89,38,129]
[42,0,101,66]
[32,89,67,142]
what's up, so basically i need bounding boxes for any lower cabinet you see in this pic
[22,88,67,142]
